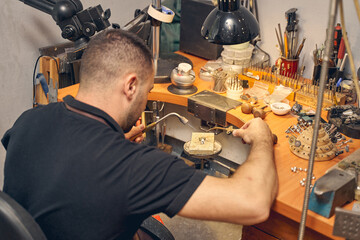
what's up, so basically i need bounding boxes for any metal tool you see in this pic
[129,112,188,141]
[333,23,342,57]
[298,1,338,236]
[48,77,58,103]
[285,8,298,59]
[188,90,242,126]
[287,123,338,161]
[333,203,360,239]
[204,125,278,144]
[168,63,197,95]
[278,23,284,56]
[204,126,235,135]
[326,105,360,139]
[309,169,356,218]
[228,74,243,91]
[295,37,306,59]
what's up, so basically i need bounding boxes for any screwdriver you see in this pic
[333,23,342,56]
[336,37,345,68]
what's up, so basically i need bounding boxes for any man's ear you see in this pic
[123,73,138,99]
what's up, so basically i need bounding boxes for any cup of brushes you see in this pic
[279,57,299,77]
[274,13,306,78]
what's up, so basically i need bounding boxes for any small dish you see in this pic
[270,102,291,115]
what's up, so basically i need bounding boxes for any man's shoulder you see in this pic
[1,102,64,146]
[18,102,63,119]
[6,103,62,133]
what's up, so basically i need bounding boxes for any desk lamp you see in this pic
[201,0,259,45]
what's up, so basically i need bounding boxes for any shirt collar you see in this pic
[63,95,124,134]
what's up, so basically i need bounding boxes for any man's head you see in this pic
[77,29,154,131]
[79,29,153,91]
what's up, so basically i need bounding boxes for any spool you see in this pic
[148,4,175,23]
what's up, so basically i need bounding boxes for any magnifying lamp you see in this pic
[19,0,111,49]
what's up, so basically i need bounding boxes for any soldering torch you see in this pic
[129,113,188,141]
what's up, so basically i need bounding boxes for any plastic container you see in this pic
[222,44,254,58]
[227,88,243,100]
[270,102,291,115]
[228,41,250,50]
[222,64,244,74]
[221,44,254,66]
[221,44,254,58]
[222,55,251,66]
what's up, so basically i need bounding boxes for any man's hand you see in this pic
[232,118,273,146]
[178,117,278,225]
[124,124,145,143]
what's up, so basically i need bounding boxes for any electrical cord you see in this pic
[123,7,149,34]
[135,8,151,35]
[32,55,43,106]
[135,13,149,34]
[254,42,270,67]
[254,43,270,60]
[158,102,165,112]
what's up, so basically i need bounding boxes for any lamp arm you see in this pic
[19,0,54,15]
[18,0,110,46]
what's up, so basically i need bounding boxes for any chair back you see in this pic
[0,191,47,240]
[140,216,175,240]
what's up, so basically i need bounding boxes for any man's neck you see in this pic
[75,91,125,128]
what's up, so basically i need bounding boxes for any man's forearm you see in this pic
[232,140,278,205]
[177,119,279,225]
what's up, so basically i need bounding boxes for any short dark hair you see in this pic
[79,29,153,90]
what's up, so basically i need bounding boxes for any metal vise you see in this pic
[309,169,356,218]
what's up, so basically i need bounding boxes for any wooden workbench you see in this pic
[58,52,360,239]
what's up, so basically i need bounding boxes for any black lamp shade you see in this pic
[201,0,259,45]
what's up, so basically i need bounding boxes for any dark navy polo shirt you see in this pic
[2,95,206,240]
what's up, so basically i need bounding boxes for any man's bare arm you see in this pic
[177,118,278,225]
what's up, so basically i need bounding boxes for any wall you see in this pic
[0,0,149,189]
[256,0,360,79]
[1,0,360,188]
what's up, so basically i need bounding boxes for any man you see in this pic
[2,29,278,240]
